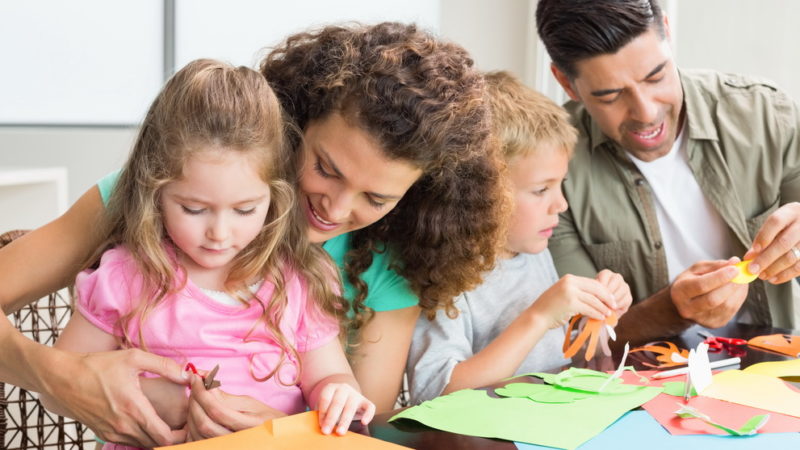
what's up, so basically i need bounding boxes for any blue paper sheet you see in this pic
[515,410,800,450]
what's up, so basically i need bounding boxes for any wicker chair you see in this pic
[0,230,94,449]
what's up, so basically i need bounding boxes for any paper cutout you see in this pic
[599,342,630,392]
[743,359,800,380]
[530,368,639,395]
[702,370,800,418]
[674,403,769,436]
[391,370,661,450]
[748,334,800,357]
[562,313,618,361]
[618,370,800,436]
[687,342,712,394]
[495,383,588,403]
[514,410,800,450]
[629,341,690,368]
[662,381,697,397]
[156,411,408,450]
[732,260,758,284]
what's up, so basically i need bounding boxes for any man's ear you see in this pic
[550,63,580,102]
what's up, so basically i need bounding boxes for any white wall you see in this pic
[673,0,800,101]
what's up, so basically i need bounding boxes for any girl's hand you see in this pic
[316,383,376,436]
[185,374,286,441]
[527,274,617,329]
[595,269,632,316]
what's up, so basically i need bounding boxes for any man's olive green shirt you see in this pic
[551,69,800,329]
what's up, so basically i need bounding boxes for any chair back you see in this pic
[0,230,93,449]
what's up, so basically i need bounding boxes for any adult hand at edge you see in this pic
[744,202,800,284]
[185,374,286,442]
[670,258,748,328]
[43,348,188,447]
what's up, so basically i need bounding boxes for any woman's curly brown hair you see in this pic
[261,22,509,327]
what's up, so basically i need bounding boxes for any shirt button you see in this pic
[654,241,663,250]
[634,178,645,186]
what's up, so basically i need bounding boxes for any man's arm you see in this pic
[616,259,747,346]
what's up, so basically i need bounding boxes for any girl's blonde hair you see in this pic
[97,59,344,384]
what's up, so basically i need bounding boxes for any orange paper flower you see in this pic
[562,313,618,361]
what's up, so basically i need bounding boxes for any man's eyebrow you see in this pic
[590,61,668,97]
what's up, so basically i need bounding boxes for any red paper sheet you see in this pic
[620,370,800,435]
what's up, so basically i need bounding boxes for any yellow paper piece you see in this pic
[732,260,758,284]
[156,411,409,450]
[744,359,800,381]
[702,370,800,418]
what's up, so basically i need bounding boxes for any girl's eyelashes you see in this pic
[181,205,204,215]
[235,208,257,216]
[533,187,549,196]
[366,196,386,210]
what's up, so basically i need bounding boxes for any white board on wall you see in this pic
[174,0,441,70]
[0,0,164,125]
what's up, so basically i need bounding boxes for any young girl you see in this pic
[39,59,374,447]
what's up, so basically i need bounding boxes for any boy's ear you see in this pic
[550,63,580,102]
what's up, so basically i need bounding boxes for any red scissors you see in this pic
[697,330,747,357]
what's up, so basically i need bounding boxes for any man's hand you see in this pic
[670,259,748,328]
[744,202,800,284]
[42,348,188,447]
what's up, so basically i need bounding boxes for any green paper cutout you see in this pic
[530,368,640,395]
[674,403,770,436]
[662,381,698,397]
[495,383,588,403]
[391,381,662,449]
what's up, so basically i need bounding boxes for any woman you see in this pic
[0,22,507,443]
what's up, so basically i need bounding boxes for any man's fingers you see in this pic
[676,264,739,298]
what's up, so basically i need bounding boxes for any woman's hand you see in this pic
[316,382,376,435]
[185,374,286,442]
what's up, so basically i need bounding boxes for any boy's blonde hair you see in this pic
[96,59,344,385]
[485,71,577,161]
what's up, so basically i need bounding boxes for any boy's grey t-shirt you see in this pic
[406,250,570,404]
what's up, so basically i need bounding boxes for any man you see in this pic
[536,0,800,344]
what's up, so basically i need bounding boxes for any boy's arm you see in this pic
[443,307,550,394]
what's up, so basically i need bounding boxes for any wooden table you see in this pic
[365,323,798,449]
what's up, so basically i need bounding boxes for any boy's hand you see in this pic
[527,274,617,329]
[595,269,632,316]
[316,383,376,436]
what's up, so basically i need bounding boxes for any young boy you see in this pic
[406,71,632,404]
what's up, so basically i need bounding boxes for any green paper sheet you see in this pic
[390,381,661,449]
[661,381,697,397]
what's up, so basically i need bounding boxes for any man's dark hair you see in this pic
[536,0,665,78]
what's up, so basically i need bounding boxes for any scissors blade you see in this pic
[204,364,221,390]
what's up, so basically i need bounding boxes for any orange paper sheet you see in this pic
[156,411,409,450]
[748,334,800,357]
[619,371,800,435]
[702,370,800,418]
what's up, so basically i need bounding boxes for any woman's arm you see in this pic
[0,186,105,312]
[348,306,420,412]
[0,186,187,447]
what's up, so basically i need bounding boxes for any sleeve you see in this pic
[292,274,340,353]
[549,204,599,278]
[96,169,121,207]
[405,295,474,404]
[777,94,800,204]
[360,250,419,312]
[75,247,138,337]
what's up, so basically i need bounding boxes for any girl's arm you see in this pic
[301,339,376,436]
[348,306,420,412]
[443,275,617,394]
